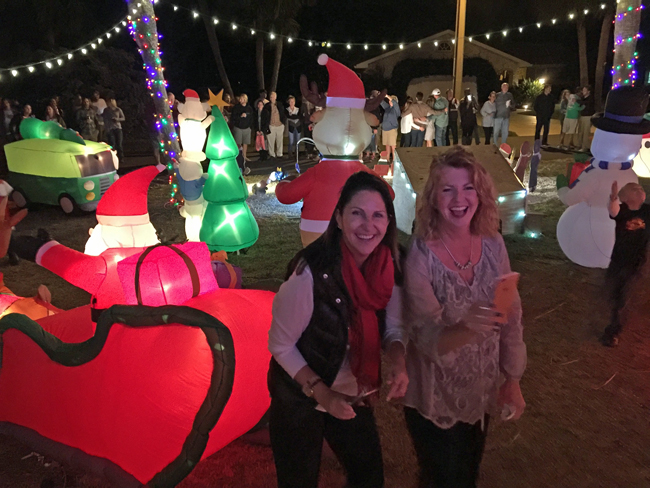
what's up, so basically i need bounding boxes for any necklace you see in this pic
[440,235,473,270]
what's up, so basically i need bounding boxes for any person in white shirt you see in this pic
[268,171,408,488]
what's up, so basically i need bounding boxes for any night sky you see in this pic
[1,0,649,101]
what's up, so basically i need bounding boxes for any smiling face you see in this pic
[436,166,479,233]
[335,189,389,267]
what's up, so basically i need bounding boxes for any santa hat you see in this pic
[183,89,200,101]
[318,54,366,109]
[96,165,163,226]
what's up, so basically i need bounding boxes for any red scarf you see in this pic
[340,239,394,392]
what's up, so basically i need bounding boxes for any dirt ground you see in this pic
[2,161,650,488]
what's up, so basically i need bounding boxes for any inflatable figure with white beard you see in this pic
[275,54,392,247]
[28,166,163,320]
[556,87,650,268]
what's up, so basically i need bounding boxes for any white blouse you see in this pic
[268,265,404,400]
[402,235,526,428]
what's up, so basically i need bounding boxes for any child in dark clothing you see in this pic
[601,181,650,347]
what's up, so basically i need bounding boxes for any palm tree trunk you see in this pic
[612,0,643,88]
[594,8,613,110]
[577,17,589,87]
[269,37,283,93]
[197,0,233,97]
[126,0,180,168]
[256,36,266,91]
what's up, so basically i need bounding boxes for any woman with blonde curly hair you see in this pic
[401,146,526,488]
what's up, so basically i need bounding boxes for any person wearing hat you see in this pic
[556,86,650,270]
[11,165,164,321]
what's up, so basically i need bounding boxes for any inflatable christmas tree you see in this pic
[199,108,259,252]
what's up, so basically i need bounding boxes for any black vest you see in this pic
[268,249,353,401]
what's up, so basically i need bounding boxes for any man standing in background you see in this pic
[577,85,595,153]
[493,83,515,146]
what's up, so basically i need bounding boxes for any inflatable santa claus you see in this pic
[556,87,649,268]
[275,54,392,247]
[14,165,163,320]
[632,132,650,178]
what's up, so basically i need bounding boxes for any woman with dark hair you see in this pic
[403,146,526,488]
[268,171,408,488]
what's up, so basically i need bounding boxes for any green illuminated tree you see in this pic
[199,108,259,252]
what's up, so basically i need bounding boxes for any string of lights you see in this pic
[126,0,181,206]
[164,1,638,50]
[0,18,129,77]
[611,1,644,88]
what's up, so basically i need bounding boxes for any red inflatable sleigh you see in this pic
[0,244,273,486]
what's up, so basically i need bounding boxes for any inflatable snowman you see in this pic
[556,87,650,268]
[176,89,214,241]
[632,132,650,178]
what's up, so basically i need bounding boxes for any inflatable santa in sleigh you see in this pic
[1,166,273,486]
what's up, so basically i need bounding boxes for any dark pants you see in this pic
[411,128,425,147]
[405,407,489,488]
[400,131,412,147]
[603,264,640,339]
[483,126,493,145]
[446,122,458,145]
[529,156,539,190]
[269,394,384,488]
[535,118,551,145]
[472,124,481,144]
[106,128,124,161]
[461,124,476,145]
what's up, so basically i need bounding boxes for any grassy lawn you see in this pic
[2,173,650,487]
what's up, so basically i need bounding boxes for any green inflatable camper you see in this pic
[4,119,118,213]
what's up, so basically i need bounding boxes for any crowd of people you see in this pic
[0,90,126,163]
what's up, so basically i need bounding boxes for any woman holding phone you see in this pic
[402,146,526,488]
[268,171,408,488]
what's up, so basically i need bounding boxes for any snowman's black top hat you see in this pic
[591,86,650,135]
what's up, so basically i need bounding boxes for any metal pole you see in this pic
[453,0,467,99]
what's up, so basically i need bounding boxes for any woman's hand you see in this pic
[498,378,526,420]
[386,359,408,401]
[386,341,408,401]
[462,302,504,333]
[313,385,356,420]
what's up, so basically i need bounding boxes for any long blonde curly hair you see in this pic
[415,146,500,240]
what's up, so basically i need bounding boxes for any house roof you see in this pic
[354,29,532,70]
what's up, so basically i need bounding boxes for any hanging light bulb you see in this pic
[288,37,293,43]
[537,22,542,28]
[552,18,557,24]
[28,66,35,72]
[399,44,404,49]
[569,13,575,19]
[56,59,63,65]
[584,9,589,14]
[452,38,455,44]
[486,34,490,39]
[519,27,523,33]
[417,42,421,48]
[270,33,275,39]
[231,23,237,30]
[382,44,387,49]
[213,17,219,24]
[364,44,368,50]
[192,11,198,18]
[434,41,439,46]
[347,43,351,49]
[81,48,87,54]
[91,43,97,49]
[502,30,508,36]
[11,70,18,77]
[251,29,256,35]
[468,37,473,42]
[46,62,52,69]
[308,40,312,46]
[67,53,73,59]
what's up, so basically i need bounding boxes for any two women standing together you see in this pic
[268,146,526,488]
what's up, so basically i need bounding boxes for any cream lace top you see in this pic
[402,235,526,428]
